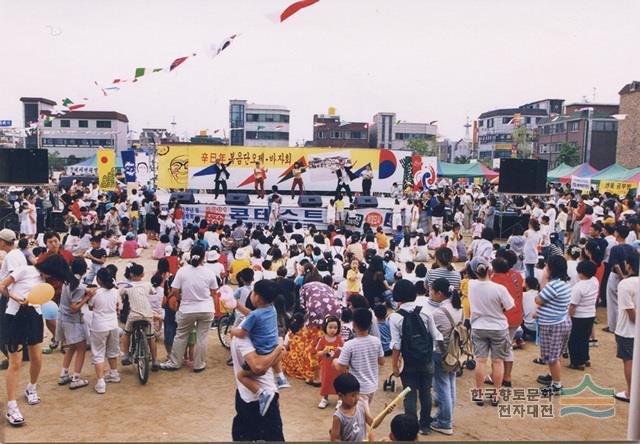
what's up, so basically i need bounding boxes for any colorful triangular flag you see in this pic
[62,98,73,107]
[135,67,145,78]
[277,156,307,184]
[169,56,188,71]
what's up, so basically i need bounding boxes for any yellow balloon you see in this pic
[28,283,55,305]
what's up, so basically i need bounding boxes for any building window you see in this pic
[502,117,511,124]
[478,120,484,127]
[246,113,259,122]
[542,125,551,135]
[351,131,362,139]
[96,120,111,128]
[525,116,531,124]
[555,123,565,133]
[333,131,340,138]
[230,104,245,131]
[279,115,289,123]
[593,121,617,132]
[60,120,70,128]
[536,117,543,124]
[44,120,52,127]
[568,121,579,132]
[79,120,88,128]
[487,118,494,128]
[245,131,289,140]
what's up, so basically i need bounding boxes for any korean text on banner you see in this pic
[157,145,189,189]
[97,149,116,190]
[570,175,591,191]
[121,151,137,184]
[598,180,635,195]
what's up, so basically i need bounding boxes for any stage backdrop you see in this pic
[157,145,411,192]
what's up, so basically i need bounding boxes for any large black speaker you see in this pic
[298,195,322,208]
[51,211,67,232]
[493,212,530,239]
[0,149,48,185]
[498,159,548,194]
[170,192,195,204]
[354,196,378,209]
[226,193,250,206]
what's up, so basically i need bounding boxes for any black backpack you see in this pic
[398,306,433,369]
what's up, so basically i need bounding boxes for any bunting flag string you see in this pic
[280,0,320,22]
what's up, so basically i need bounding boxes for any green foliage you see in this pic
[557,143,581,166]
[454,155,470,164]
[407,138,438,156]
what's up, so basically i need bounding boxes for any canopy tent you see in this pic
[557,163,598,183]
[438,162,498,179]
[590,163,630,183]
[620,167,640,183]
[65,154,123,175]
[546,163,573,182]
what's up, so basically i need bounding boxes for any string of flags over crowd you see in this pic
[19,0,321,136]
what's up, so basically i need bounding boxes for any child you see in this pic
[403,261,418,284]
[427,225,445,250]
[373,304,391,356]
[84,236,107,285]
[327,199,336,226]
[329,373,372,442]
[88,268,121,394]
[566,245,581,285]
[471,217,485,239]
[340,307,354,341]
[346,260,362,299]
[120,263,158,370]
[64,226,81,253]
[234,268,255,323]
[334,308,385,406]
[57,258,93,390]
[335,195,345,227]
[522,276,539,341]
[316,315,344,409]
[121,233,141,259]
[18,238,36,265]
[149,273,165,342]
[231,279,281,416]
[261,260,277,280]
[568,260,599,369]
[389,414,419,441]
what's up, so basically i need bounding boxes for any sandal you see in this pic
[532,358,545,365]
[614,391,630,403]
[305,380,322,387]
[6,409,25,426]
[490,395,500,407]
[472,396,485,406]
[69,378,89,390]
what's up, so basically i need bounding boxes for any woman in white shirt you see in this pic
[160,245,218,372]
[0,255,73,426]
[523,219,542,279]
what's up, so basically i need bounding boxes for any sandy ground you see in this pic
[1,248,632,442]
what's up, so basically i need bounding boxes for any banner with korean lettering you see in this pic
[570,175,591,192]
[177,146,406,193]
[97,149,116,190]
[157,145,189,189]
[598,180,635,195]
[121,150,137,184]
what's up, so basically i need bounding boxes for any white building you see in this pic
[229,100,290,147]
[20,97,129,158]
[369,112,437,150]
[476,108,547,160]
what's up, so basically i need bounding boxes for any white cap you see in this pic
[207,250,220,262]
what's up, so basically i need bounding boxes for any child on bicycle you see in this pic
[119,263,158,371]
[230,279,281,417]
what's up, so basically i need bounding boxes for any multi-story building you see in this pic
[476,107,547,160]
[535,103,619,169]
[229,100,290,147]
[20,97,129,158]
[369,112,437,150]
[439,138,473,163]
[520,99,565,115]
[312,113,369,148]
[616,80,640,168]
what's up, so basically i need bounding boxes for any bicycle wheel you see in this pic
[135,329,150,384]
[217,314,233,349]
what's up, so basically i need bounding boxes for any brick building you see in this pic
[312,114,369,148]
[616,80,640,168]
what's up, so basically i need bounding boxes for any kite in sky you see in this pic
[280,0,320,22]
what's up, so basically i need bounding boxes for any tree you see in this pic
[407,138,438,156]
[454,155,470,164]
[512,126,533,159]
[557,142,581,166]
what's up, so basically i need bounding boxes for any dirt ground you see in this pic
[1,248,632,442]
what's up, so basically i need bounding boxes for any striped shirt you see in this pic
[426,267,462,290]
[537,279,571,325]
[337,335,383,395]
[121,281,154,318]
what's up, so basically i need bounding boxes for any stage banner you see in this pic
[410,156,438,189]
[163,204,393,229]
[570,175,591,191]
[121,151,137,184]
[598,180,635,195]
[97,149,116,190]
[135,152,152,187]
[176,146,405,193]
[158,145,189,189]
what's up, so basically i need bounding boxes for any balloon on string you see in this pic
[28,283,55,305]
[219,285,237,311]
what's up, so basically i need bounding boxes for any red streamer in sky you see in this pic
[280,0,319,22]
[170,56,188,71]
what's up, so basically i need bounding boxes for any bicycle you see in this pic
[130,320,152,384]
[216,310,236,350]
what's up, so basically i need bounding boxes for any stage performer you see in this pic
[291,163,305,198]
[334,160,354,201]
[213,158,232,199]
[361,164,374,196]
[254,162,267,199]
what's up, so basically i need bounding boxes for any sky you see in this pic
[1,0,639,145]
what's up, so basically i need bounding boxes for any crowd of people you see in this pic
[0,177,638,441]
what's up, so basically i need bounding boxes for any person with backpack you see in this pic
[430,278,464,436]
[388,279,442,436]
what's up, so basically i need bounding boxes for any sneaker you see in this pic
[5,408,25,426]
[589,339,599,347]
[276,375,291,389]
[431,425,453,436]
[49,339,59,350]
[258,390,276,416]
[104,373,121,383]
[95,380,106,394]
[419,426,432,436]
[537,374,552,385]
[318,398,329,409]
[121,356,132,366]
[540,384,562,397]
[69,378,89,390]
[25,387,40,405]
[159,361,180,371]
[58,374,72,385]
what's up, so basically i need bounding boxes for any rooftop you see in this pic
[478,108,548,119]
[619,80,640,95]
[42,110,129,123]
[20,97,57,106]
[538,111,618,124]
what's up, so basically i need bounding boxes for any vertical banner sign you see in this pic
[135,152,152,186]
[570,175,591,191]
[121,150,137,184]
[418,156,438,189]
[97,149,116,190]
